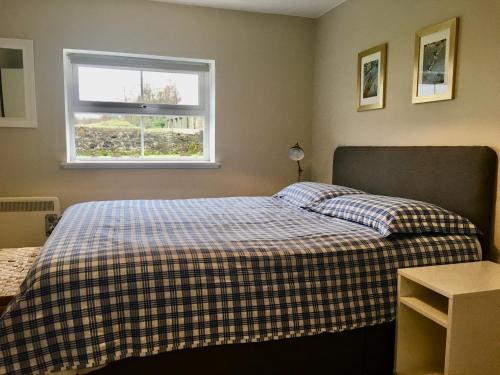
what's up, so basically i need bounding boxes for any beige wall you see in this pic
[312,0,500,259]
[0,0,314,208]
[2,0,499,256]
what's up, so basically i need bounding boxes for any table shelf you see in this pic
[399,295,448,327]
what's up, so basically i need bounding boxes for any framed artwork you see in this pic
[412,17,458,104]
[357,43,387,111]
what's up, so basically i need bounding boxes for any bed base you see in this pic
[96,322,395,375]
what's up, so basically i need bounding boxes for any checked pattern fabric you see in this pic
[311,194,480,237]
[274,182,365,208]
[0,197,481,374]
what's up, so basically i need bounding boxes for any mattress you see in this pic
[0,197,481,374]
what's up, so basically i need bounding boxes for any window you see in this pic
[63,50,215,166]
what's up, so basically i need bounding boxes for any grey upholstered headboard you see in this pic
[332,146,497,260]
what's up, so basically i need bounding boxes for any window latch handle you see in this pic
[140,104,147,109]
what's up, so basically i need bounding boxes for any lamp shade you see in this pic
[288,142,304,161]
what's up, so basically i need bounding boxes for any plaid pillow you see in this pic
[311,194,480,237]
[274,182,365,208]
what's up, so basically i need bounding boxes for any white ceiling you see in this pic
[151,0,347,18]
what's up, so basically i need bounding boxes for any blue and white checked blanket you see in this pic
[0,197,481,374]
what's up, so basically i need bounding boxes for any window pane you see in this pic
[78,67,141,103]
[74,113,141,158]
[74,114,204,159]
[143,116,204,158]
[142,72,199,105]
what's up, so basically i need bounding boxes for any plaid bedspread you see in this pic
[0,197,481,374]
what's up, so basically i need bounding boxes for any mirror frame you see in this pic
[0,38,37,128]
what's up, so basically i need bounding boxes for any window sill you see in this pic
[60,161,221,169]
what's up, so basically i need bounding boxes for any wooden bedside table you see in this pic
[395,261,500,375]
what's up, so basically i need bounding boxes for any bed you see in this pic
[0,146,497,375]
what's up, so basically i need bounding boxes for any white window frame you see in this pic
[62,49,217,168]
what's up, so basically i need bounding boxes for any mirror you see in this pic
[0,38,37,128]
[0,47,26,118]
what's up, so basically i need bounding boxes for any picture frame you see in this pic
[412,17,458,104]
[357,43,387,112]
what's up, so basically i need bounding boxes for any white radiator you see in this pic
[0,197,60,248]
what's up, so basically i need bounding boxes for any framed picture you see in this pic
[412,17,458,104]
[357,43,387,111]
